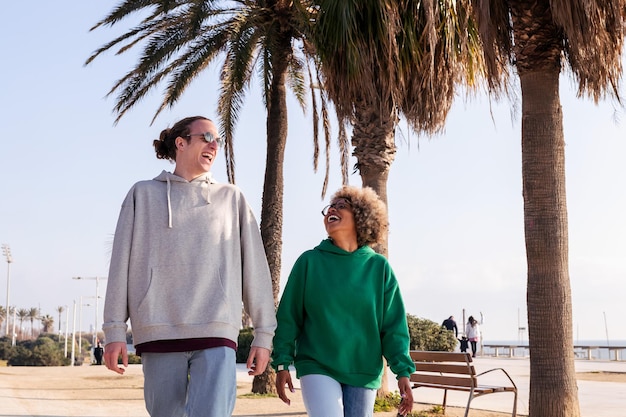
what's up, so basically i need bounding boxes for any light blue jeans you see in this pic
[300,374,377,417]
[142,347,236,417]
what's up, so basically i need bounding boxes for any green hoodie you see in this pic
[272,239,415,389]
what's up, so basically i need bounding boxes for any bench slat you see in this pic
[410,373,476,388]
[412,383,516,394]
[413,362,475,375]
[410,351,472,362]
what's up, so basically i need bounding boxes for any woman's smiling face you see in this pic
[323,198,356,238]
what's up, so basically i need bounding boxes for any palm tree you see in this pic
[306,0,486,394]
[41,315,55,334]
[17,308,28,340]
[467,1,625,415]
[28,307,40,339]
[5,306,15,338]
[309,0,484,223]
[56,306,65,334]
[85,0,341,394]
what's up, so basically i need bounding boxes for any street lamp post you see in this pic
[71,300,77,367]
[2,244,12,337]
[78,295,92,364]
[64,305,69,358]
[72,276,107,346]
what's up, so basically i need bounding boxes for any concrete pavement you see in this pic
[243,357,626,417]
[1,357,623,416]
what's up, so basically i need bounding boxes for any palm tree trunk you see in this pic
[254,32,292,396]
[520,69,580,417]
[352,95,397,255]
[352,96,397,396]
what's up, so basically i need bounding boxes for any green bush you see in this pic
[0,337,12,360]
[237,327,254,363]
[406,314,457,352]
[127,352,142,364]
[7,336,70,366]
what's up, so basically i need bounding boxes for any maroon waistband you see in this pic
[135,337,236,355]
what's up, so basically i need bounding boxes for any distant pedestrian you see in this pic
[442,316,458,337]
[459,336,469,353]
[94,342,104,365]
[465,316,481,358]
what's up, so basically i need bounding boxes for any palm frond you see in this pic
[307,60,320,172]
[554,0,625,102]
[311,0,400,121]
[217,11,264,182]
[88,0,176,31]
[287,53,307,113]
[152,29,232,122]
[85,18,160,65]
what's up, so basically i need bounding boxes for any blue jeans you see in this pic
[300,374,377,417]
[142,347,236,417]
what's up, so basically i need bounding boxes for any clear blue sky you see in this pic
[1,3,624,342]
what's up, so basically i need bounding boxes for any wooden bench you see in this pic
[409,351,518,417]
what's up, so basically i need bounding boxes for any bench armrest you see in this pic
[475,367,518,390]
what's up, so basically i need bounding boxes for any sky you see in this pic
[1,3,625,343]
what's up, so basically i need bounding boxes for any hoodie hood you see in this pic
[314,238,374,257]
[153,170,217,228]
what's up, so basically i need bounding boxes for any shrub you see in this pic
[0,337,12,360]
[127,353,142,364]
[406,315,457,352]
[237,327,254,363]
[7,336,70,366]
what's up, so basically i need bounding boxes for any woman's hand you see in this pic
[276,370,296,405]
[275,369,295,405]
[396,376,414,416]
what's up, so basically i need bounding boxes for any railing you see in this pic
[481,344,626,361]
[573,345,626,361]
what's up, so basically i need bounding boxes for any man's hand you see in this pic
[275,369,295,405]
[396,376,414,416]
[104,341,128,375]
[246,346,270,376]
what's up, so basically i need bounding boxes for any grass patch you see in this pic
[237,392,277,399]
[374,391,402,412]
[374,392,445,416]
[0,359,7,367]
[407,405,445,417]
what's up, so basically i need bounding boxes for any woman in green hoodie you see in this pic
[272,186,415,417]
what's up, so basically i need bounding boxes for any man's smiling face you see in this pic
[175,119,220,178]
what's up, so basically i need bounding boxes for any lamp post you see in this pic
[71,300,77,367]
[72,276,107,346]
[78,295,92,363]
[64,305,69,358]
[1,244,12,337]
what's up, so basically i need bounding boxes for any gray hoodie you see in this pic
[102,170,276,350]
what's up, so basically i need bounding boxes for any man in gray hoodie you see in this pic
[102,116,276,417]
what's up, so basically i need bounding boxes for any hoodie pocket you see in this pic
[136,263,229,326]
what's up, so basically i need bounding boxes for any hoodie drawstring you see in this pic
[166,176,173,228]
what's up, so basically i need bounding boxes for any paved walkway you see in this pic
[1,357,624,416]
[238,357,626,417]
